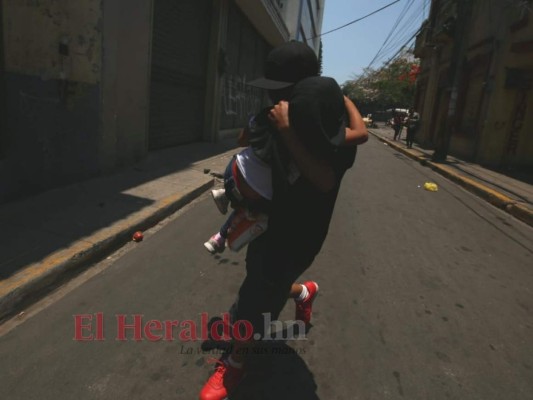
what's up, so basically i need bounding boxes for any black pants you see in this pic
[231,231,315,336]
[393,125,403,140]
[406,127,417,148]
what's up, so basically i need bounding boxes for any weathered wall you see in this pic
[101,0,152,171]
[416,0,533,168]
[0,0,102,202]
[414,0,455,147]
[3,0,101,83]
[476,2,533,167]
[448,0,494,160]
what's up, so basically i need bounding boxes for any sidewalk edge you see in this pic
[369,130,533,228]
[0,178,214,323]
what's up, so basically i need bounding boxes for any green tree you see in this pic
[343,56,419,114]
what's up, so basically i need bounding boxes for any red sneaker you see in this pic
[199,358,244,400]
[295,281,319,324]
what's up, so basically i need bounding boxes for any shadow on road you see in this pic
[232,342,320,400]
[201,317,320,399]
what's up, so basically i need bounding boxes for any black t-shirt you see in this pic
[266,76,357,265]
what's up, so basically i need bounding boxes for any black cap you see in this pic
[248,41,319,90]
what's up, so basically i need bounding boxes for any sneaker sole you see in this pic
[204,242,217,254]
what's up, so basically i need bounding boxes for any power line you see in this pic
[379,12,420,56]
[351,23,421,82]
[382,25,423,67]
[369,0,427,67]
[367,0,415,68]
[310,0,402,40]
[367,0,428,69]
[364,28,421,79]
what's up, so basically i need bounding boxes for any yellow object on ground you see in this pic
[424,182,438,192]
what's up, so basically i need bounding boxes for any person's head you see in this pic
[248,41,319,102]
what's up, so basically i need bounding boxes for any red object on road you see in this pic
[132,231,144,242]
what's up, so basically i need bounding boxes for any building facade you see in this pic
[0,0,324,204]
[414,0,533,169]
[278,0,325,52]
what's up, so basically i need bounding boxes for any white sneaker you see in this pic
[204,234,226,254]
[211,189,229,215]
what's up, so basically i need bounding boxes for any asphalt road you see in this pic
[1,136,532,400]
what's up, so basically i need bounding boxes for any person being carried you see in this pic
[203,94,367,254]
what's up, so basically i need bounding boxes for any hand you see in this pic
[268,101,291,133]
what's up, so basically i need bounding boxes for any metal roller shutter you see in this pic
[149,0,211,149]
[219,2,270,130]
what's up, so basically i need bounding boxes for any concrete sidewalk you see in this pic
[369,125,533,228]
[0,139,239,322]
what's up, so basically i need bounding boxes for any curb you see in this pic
[0,178,214,323]
[370,130,533,228]
[507,203,533,227]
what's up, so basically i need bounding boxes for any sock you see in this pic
[227,356,243,369]
[296,284,309,302]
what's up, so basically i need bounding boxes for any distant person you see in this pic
[392,111,403,141]
[405,108,420,149]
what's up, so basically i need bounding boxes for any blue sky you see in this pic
[321,0,430,85]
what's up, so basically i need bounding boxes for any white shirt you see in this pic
[235,147,273,200]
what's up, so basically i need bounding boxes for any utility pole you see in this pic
[432,0,474,162]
